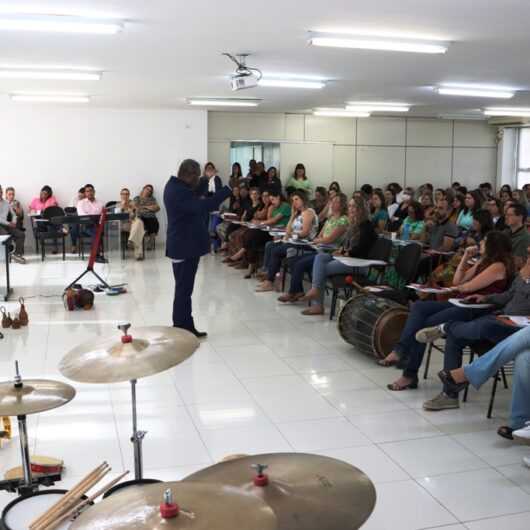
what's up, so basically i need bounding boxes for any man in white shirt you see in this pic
[72,184,105,261]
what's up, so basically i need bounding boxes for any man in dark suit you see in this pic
[164,159,231,338]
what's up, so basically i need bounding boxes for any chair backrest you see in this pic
[394,242,422,283]
[105,201,118,209]
[64,207,77,216]
[368,237,393,262]
[42,206,65,220]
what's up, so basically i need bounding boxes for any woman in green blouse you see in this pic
[370,190,389,234]
[286,163,313,198]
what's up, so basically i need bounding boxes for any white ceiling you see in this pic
[1,0,530,115]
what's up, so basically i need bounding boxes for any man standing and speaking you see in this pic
[164,159,231,338]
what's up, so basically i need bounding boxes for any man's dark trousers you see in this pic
[172,257,200,331]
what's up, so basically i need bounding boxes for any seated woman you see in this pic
[456,190,482,232]
[278,193,349,303]
[5,187,24,231]
[399,200,425,241]
[29,185,58,213]
[119,188,145,260]
[286,163,313,198]
[134,184,160,250]
[382,231,514,391]
[297,196,377,316]
[370,190,389,234]
[256,191,319,293]
[227,190,291,271]
[226,191,271,264]
[384,189,399,220]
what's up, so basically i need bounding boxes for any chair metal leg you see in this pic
[41,239,45,262]
[62,237,66,261]
[501,367,508,389]
[329,289,338,321]
[423,343,433,380]
[487,372,500,419]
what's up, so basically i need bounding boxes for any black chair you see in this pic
[37,206,66,261]
[105,201,118,209]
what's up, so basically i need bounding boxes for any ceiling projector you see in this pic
[223,53,262,91]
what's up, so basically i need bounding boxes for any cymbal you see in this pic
[0,379,76,416]
[184,452,376,530]
[59,326,199,384]
[69,481,278,530]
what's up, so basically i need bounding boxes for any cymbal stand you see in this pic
[130,378,147,480]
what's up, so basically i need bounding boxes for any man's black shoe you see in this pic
[191,329,208,339]
[95,255,108,264]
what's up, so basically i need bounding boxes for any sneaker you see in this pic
[423,392,459,411]
[11,253,26,264]
[513,422,530,445]
[416,325,445,344]
[523,456,530,468]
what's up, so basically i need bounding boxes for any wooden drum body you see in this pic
[338,294,408,359]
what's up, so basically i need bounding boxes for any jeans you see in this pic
[396,301,485,380]
[443,315,518,397]
[463,326,530,429]
[172,257,200,331]
[311,253,356,304]
[266,243,290,281]
[262,240,275,270]
[288,253,316,294]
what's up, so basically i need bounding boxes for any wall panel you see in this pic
[280,143,333,189]
[357,146,405,187]
[332,146,356,193]
[453,148,497,186]
[357,117,405,146]
[454,121,496,147]
[305,116,355,144]
[407,119,452,147]
[405,147,452,188]
[208,112,285,140]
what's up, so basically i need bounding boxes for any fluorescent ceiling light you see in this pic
[308,32,449,54]
[484,107,530,117]
[438,113,485,120]
[10,94,90,103]
[0,15,123,34]
[346,103,409,112]
[188,98,260,107]
[258,79,325,89]
[0,69,101,81]
[437,86,514,99]
[314,109,370,118]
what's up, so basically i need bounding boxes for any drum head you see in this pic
[374,308,409,358]
[2,490,70,530]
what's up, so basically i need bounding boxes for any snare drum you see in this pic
[1,490,73,530]
[338,294,408,359]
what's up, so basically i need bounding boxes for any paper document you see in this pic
[504,316,530,327]
[448,298,493,309]
[407,283,453,294]
[365,286,390,293]
[334,257,387,267]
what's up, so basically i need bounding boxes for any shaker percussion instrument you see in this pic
[69,481,278,530]
[59,324,199,491]
[338,293,408,359]
[184,452,377,530]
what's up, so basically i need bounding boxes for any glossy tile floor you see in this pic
[1,250,530,529]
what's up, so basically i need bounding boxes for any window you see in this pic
[517,128,530,188]
[230,142,280,175]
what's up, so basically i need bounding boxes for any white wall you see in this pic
[0,106,208,240]
[208,112,498,193]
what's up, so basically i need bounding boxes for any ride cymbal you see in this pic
[59,325,199,384]
[69,481,278,530]
[184,452,376,530]
[0,379,75,416]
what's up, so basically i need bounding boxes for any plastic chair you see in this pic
[37,206,66,261]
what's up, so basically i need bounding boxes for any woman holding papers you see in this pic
[277,193,349,303]
[293,196,377,315]
[382,231,514,391]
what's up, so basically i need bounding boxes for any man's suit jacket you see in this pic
[164,176,231,260]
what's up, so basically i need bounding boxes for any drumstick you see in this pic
[350,279,370,295]
[32,467,111,530]
[30,463,109,529]
[30,462,109,529]
[42,470,130,530]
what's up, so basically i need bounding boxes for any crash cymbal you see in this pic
[59,325,199,384]
[69,481,278,530]
[184,452,376,530]
[0,379,75,416]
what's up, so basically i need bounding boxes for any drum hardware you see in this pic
[58,324,199,494]
[68,480,278,530]
[184,452,377,530]
[338,293,408,359]
[0,362,76,496]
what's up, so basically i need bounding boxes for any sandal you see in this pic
[387,378,419,391]
[497,426,514,441]
[377,355,400,367]
[438,370,468,394]
[301,306,324,316]
[278,293,304,303]
[256,283,274,293]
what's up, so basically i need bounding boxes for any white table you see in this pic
[0,235,13,301]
